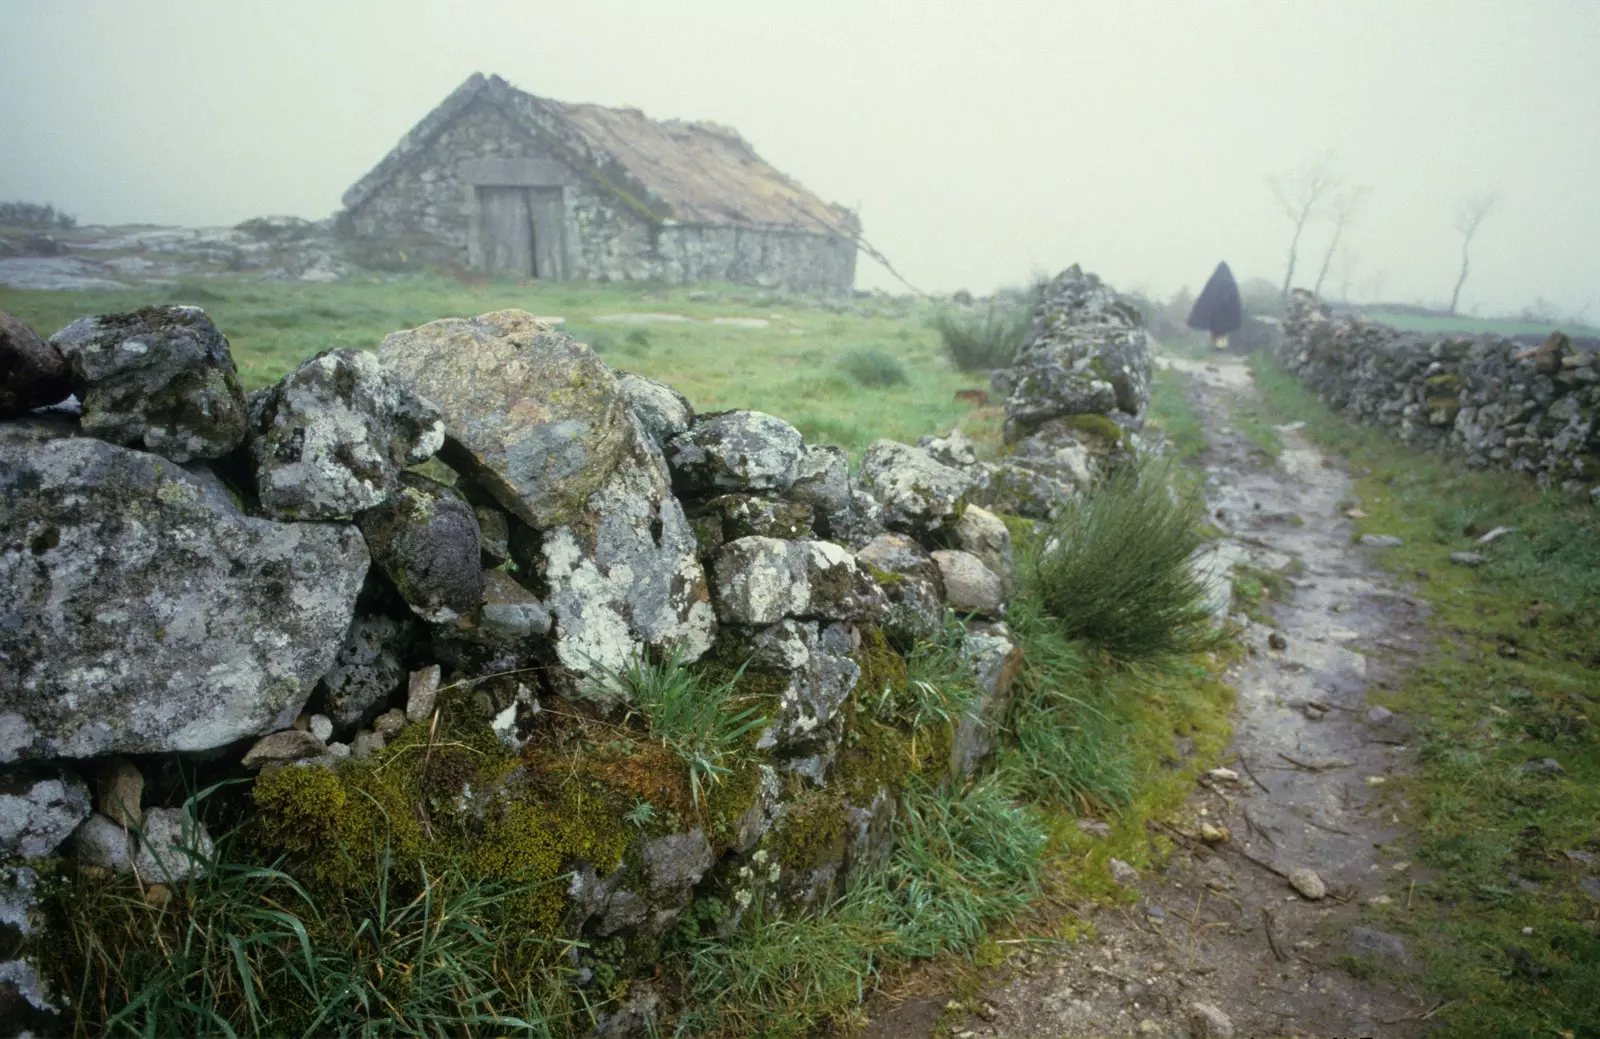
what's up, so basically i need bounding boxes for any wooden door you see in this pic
[478,187,533,277]
[529,189,566,280]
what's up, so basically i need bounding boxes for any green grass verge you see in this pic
[1251,350,1600,1038]
[0,276,997,458]
[1358,307,1600,342]
[1147,367,1207,467]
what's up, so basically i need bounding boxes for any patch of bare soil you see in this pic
[855,355,1436,1039]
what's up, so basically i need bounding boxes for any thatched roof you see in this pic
[342,73,859,237]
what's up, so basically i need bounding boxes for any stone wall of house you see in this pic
[0,276,1154,1030]
[341,96,855,293]
[1277,290,1600,499]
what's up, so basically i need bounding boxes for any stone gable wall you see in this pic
[1277,290,1600,499]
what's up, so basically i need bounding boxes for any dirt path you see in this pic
[858,354,1434,1038]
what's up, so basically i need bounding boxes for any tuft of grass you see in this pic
[838,346,909,387]
[1251,348,1600,1038]
[1029,463,1213,660]
[1001,591,1136,809]
[586,648,767,807]
[51,790,569,1038]
[871,774,1048,960]
[932,302,1032,371]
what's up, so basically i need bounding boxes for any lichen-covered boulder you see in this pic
[357,474,483,624]
[0,312,70,418]
[380,313,713,675]
[711,537,886,626]
[618,372,693,447]
[967,459,1078,520]
[318,613,415,730]
[918,428,979,470]
[931,549,1005,617]
[854,533,946,642]
[0,423,368,760]
[753,621,863,764]
[995,265,1152,442]
[0,865,57,1032]
[377,310,630,530]
[692,494,814,549]
[784,444,854,537]
[856,439,973,539]
[665,410,805,497]
[248,349,444,520]
[74,813,135,870]
[0,770,91,858]
[48,305,249,462]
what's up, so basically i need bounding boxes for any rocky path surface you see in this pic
[858,353,1434,1039]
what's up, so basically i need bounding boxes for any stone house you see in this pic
[338,73,860,294]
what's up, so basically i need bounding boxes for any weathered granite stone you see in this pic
[642,829,715,902]
[931,549,1005,617]
[994,265,1152,442]
[967,459,1078,520]
[241,730,328,769]
[0,424,368,761]
[917,428,978,469]
[533,425,716,675]
[711,537,885,626]
[618,372,693,447]
[248,348,444,520]
[49,305,248,461]
[695,493,814,542]
[0,865,57,1031]
[954,504,1014,590]
[95,757,143,828]
[0,770,91,858]
[784,444,853,536]
[132,806,213,882]
[474,505,510,566]
[0,311,70,417]
[406,665,441,723]
[665,410,805,496]
[950,622,1025,779]
[755,621,862,758]
[357,473,483,624]
[377,310,630,530]
[854,533,946,642]
[856,439,973,539]
[318,613,415,730]
[74,813,135,871]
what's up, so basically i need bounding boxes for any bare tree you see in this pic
[1448,191,1498,315]
[1269,153,1341,301]
[1333,245,1359,302]
[1313,186,1369,298]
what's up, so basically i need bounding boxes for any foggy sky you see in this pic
[3,1,1596,316]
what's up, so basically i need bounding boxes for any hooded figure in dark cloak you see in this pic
[1186,261,1243,350]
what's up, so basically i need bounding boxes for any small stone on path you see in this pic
[1449,551,1484,567]
[1188,1001,1235,1038]
[1360,534,1404,548]
[1519,757,1565,777]
[1109,858,1138,886]
[1077,819,1112,839]
[1267,632,1287,651]
[1288,867,1326,900]
[1477,526,1515,545]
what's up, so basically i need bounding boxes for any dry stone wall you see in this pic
[0,267,1151,1031]
[1279,291,1600,501]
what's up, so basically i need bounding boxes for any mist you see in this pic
[2,0,1596,316]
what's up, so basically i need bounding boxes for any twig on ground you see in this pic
[1278,751,1351,772]
[1236,752,1272,793]
[1260,906,1286,961]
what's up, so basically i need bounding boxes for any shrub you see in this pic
[932,302,1032,371]
[838,346,908,387]
[1026,463,1212,659]
[0,201,76,229]
[586,648,766,806]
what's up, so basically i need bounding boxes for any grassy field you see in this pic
[0,276,1001,459]
[1251,351,1600,1038]
[1350,306,1600,341]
